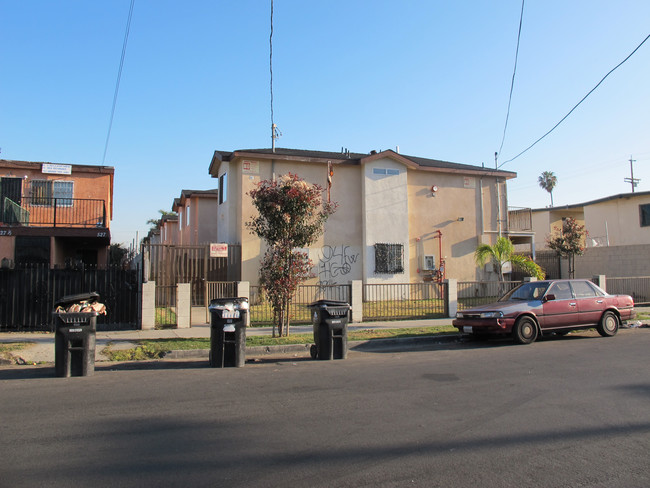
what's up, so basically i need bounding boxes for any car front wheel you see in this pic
[597,311,619,337]
[513,316,538,344]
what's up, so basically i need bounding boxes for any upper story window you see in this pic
[53,181,73,207]
[219,173,227,204]
[640,204,650,227]
[374,243,404,274]
[30,180,74,207]
[372,168,400,176]
[178,208,183,230]
[186,205,190,226]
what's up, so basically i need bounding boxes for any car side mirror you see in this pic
[543,294,556,303]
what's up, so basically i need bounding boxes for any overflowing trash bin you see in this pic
[209,297,248,368]
[308,300,351,360]
[52,292,106,377]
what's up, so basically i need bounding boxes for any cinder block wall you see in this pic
[575,245,650,278]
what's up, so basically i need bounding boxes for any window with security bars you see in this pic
[30,180,73,207]
[640,204,650,227]
[31,180,52,206]
[374,243,404,274]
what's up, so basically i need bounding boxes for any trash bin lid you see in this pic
[54,292,100,308]
[208,297,249,311]
[308,299,350,309]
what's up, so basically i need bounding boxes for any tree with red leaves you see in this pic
[547,217,587,278]
[247,173,336,336]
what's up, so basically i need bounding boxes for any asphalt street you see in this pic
[1,329,649,488]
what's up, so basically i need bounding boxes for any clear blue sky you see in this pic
[2,1,649,247]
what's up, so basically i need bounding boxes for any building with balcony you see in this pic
[0,159,114,268]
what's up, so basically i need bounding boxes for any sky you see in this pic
[1,0,649,247]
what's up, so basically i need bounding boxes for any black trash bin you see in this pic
[309,300,351,360]
[53,292,99,377]
[209,297,248,368]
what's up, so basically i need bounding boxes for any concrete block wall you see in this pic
[575,245,650,278]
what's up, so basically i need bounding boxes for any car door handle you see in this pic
[596,300,604,303]
[569,303,577,307]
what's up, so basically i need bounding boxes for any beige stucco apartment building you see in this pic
[208,148,518,285]
[531,191,650,277]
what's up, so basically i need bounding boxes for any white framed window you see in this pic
[186,205,190,226]
[53,181,73,207]
[372,168,400,176]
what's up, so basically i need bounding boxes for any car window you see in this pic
[500,282,550,301]
[571,281,597,298]
[548,282,573,300]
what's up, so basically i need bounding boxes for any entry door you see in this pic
[0,177,23,223]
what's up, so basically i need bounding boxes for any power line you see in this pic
[102,0,135,165]
[499,32,650,169]
[497,0,525,159]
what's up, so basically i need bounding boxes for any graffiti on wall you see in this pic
[313,245,360,286]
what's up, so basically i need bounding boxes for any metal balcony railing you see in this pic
[2,197,107,228]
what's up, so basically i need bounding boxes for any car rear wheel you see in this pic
[597,311,619,337]
[513,316,538,344]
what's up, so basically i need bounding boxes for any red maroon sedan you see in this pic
[453,279,635,344]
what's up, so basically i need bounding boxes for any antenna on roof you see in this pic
[272,124,282,152]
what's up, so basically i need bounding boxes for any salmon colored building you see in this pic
[0,159,114,268]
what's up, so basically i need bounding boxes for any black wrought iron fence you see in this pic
[362,282,446,321]
[0,264,139,331]
[249,284,351,325]
[155,285,176,327]
[457,281,520,310]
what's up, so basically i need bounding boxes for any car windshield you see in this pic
[499,282,550,302]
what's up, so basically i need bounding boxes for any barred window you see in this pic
[53,181,73,207]
[30,180,73,207]
[640,204,650,227]
[31,180,52,206]
[374,243,404,274]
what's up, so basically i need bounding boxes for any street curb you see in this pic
[162,334,462,360]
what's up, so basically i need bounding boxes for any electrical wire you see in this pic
[102,0,135,165]
[497,0,525,159]
[499,32,650,169]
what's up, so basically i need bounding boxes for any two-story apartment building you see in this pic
[0,159,113,267]
[172,189,219,246]
[529,191,650,277]
[208,148,518,285]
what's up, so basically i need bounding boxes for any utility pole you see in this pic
[624,155,640,192]
[495,152,502,237]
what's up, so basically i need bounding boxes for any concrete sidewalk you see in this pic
[3,307,648,366]
[0,317,456,365]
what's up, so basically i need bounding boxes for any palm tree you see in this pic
[475,237,545,282]
[538,171,557,207]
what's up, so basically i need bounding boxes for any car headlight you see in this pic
[479,311,504,318]
[456,312,464,319]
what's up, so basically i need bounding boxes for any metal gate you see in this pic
[145,243,241,306]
